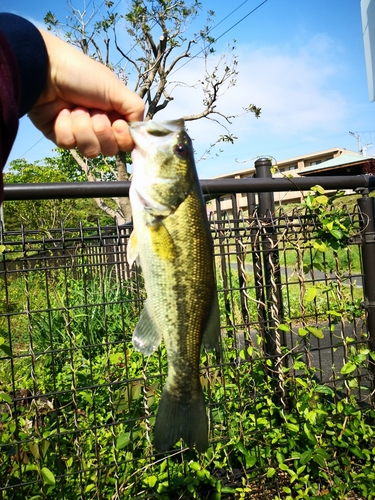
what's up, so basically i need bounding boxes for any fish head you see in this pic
[129,119,197,217]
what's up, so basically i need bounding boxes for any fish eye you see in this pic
[174,143,188,157]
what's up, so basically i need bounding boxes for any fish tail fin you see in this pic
[153,387,208,453]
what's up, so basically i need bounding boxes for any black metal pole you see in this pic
[254,158,285,357]
[2,175,375,201]
[357,191,375,356]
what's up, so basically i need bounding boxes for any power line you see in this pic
[14,0,269,162]
[16,134,46,160]
[113,0,269,71]
[169,0,269,77]
[208,0,253,35]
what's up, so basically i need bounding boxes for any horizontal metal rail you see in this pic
[3,174,375,201]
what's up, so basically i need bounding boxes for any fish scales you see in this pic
[127,119,220,452]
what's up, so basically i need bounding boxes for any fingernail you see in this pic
[112,119,127,135]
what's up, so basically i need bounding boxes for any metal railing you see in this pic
[0,162,374,498]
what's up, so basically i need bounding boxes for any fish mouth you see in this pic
[129,119,185,152]
[132,186,171,216]
[129,119,185,137]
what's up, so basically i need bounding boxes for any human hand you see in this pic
[28,29,144,158]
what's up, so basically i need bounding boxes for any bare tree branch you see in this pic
[44,0,260,221]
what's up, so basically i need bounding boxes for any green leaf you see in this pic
[146,475,158,487]
[303,423,316,442]
[340,362,357,375]
[25,465,39,472]
[40,440,50,459]
[312,261,325,272]
[41,467,55,486]
[300,450,313,465]
[329,228,343,240]
[245,455,257,467]
[276,451,284,464]
[314,385,334,396]
[236,442,247,455]
[304,195,314,209]
[221,486,237,494]
[278,323,290,332]
[327,309,342,317]
[0,337,12,357]
[306,326,324,339]
[0,245,5,253]
[116,432,130,450]
[298,327,308,337]
[305,287,317,302]
[313,240,326,253]
[315,195,328,206]
[297,465,306,475]
[109,352,123,364]
[311,185,325,194]
[351,446,365,459]
[189,461,201,471]
[312,453,326,468]
[314,448,330,459]
[0,392,12,404]
[29,443,40,459]
[266,467,276,478]
[286,423,299,433]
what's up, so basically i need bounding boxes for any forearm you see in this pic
[0,13,48,196]
[0,13,48,117]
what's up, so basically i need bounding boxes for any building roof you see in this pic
[300,153,375,174]
[209,147,358,179]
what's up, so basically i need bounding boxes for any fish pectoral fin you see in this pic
[149,221,177,261]
[132,300,162,356]
[202,291,221,350]
[127,230,139,267]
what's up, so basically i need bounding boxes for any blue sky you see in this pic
[1,0,374,178]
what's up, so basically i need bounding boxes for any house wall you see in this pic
[206,148,354,216]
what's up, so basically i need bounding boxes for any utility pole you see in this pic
[349,131,372,156]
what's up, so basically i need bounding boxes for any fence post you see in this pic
[357,191,375,358]
[254,158,285,357]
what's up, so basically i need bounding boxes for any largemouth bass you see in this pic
[127,119,220,453]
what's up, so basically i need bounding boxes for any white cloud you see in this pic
[156,33,349,164]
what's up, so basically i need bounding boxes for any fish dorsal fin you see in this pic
[132,299,162,356]
[202,291,220,350]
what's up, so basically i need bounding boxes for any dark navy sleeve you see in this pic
[0,13,48,202]
[0,13,48,117]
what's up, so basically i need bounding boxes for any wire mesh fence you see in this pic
[0,196,372,499]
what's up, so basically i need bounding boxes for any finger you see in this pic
[53,108,76,149]
[112,119,136,152]
[91,111,119,157]
[108,83,145,123]
[71,108,101,158]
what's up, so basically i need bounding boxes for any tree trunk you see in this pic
[116,152,132,224]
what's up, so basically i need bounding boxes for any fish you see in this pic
[127,119,220,453]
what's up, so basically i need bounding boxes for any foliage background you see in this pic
[1,188,374,499]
